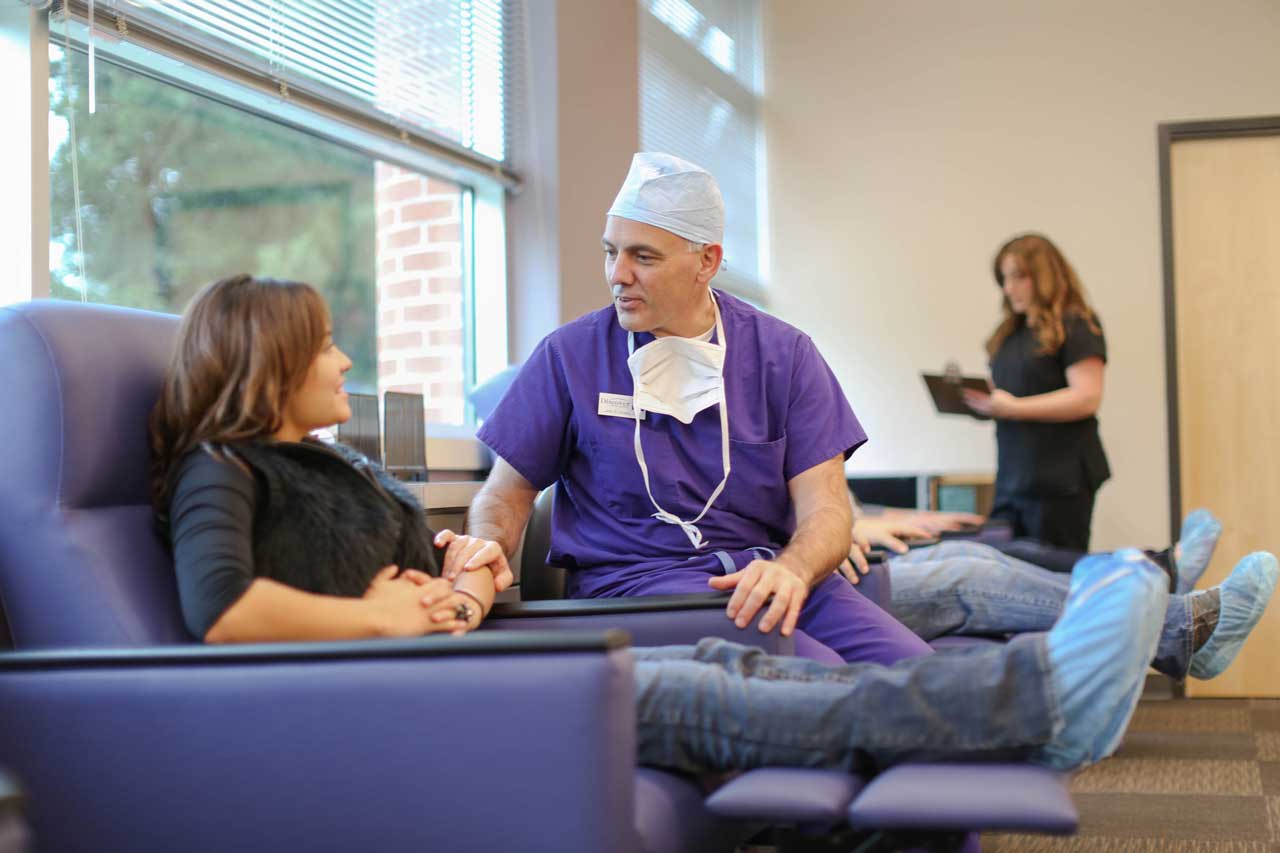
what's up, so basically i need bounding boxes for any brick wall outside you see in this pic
[374,161,466,427]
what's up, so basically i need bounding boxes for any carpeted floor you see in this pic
[983,697,1280,851]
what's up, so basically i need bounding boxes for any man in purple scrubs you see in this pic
[462,152,929,665]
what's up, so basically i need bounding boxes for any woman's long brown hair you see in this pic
[150,274,330,510]
[985,234,1100,359]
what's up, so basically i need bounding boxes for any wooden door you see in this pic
[1170,131,1280,697]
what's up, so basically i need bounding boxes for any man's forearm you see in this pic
[776,504,853,587]
[465,487,533,557]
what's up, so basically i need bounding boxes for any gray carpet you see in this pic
[983,698,1280,851]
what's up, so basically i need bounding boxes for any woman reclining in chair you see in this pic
[151,273,1207,775]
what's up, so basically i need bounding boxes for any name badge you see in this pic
[598,392,643,420]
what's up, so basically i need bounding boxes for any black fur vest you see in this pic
[227,439,441,598]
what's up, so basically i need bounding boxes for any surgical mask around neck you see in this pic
[625,292,730,549]
[627,334,725,425]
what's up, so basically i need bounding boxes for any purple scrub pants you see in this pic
[793,574,933,665]
[630,570,933,666]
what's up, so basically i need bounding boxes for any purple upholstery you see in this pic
[487,595,795,655]
[849,551,891,609]
[0,300,1076,851]
[0,301,186,648]
[848,764,1077,833]
[0,301,716,853]
[0,637,638,853]
[634,769,752,853]
[705,768,867,823]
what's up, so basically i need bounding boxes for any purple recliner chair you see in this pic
[496,485,1080,851]
[0,300,759,853]
[0,300,1078,853]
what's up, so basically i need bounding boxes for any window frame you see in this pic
[37,9,507,467]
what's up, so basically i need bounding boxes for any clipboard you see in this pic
[921,372,993,420]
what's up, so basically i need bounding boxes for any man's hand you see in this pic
[855,517,933,555]
[707,559,809,636]
[436,529,514,592]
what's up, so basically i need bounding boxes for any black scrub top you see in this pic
[990,314,1110,498]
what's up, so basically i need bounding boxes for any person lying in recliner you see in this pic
[156,272,1187,775]
[844,503,1276,683]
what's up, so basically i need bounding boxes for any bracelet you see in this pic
[454,588,487,624]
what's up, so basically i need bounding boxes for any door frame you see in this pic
[1159,115,1280,538]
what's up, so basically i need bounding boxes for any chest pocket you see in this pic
[723,435,790,527]
[588,423,679,519]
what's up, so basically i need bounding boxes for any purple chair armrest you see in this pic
[0,633,639,853]
[635,769,755,853]
[847,763,1078,834]
[486,595,796,656]
[851,553,892,610]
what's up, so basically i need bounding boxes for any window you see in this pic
[45,2,519,428]
[639,0,764,296]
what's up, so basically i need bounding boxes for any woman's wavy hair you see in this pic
[150,274,330,510]
[985,233,1100,359]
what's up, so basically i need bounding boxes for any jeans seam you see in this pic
[1183,593,1194,669]
[638,714,1048,753]
[892,591,1064,610]
[1033,635,1066,740]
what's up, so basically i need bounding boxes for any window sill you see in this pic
[427,428,491,473]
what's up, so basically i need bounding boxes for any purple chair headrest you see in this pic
[0,300,187,648]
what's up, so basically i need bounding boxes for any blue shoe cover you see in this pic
[1189,552,1278,680]
[1177,509,1223,595]
[1035,550,1166,770]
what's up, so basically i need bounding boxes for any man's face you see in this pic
[602,216,712,337]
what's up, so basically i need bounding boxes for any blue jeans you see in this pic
[888,540,1193,678]
[631,635,1058,773]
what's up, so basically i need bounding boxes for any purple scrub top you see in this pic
[476,290,866,598]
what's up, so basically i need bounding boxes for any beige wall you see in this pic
[507,0,639,361]
[763,0,1280,548]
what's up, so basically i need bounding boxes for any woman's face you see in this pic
[999,254,1035,315]
[279,332,353,439]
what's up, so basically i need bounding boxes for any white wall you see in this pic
[0,7,48,305]
[507,0,639,361]
[763,0,1280,548]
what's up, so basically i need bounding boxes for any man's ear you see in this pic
[696,243,724,284]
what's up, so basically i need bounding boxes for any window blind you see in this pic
[62,0,518,167]
[640,0,764,290]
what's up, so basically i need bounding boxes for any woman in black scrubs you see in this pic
[964,233,1109,550]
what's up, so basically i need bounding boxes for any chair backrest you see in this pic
[334,392,382,464]
[0,300,189,649]
[382,390,427,481]
[519,488,566,601]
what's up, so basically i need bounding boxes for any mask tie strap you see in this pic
[629,292,730,549]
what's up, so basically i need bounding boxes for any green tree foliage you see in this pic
[49,46,381,390]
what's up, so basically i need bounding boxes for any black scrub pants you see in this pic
[988,489,1097,552]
